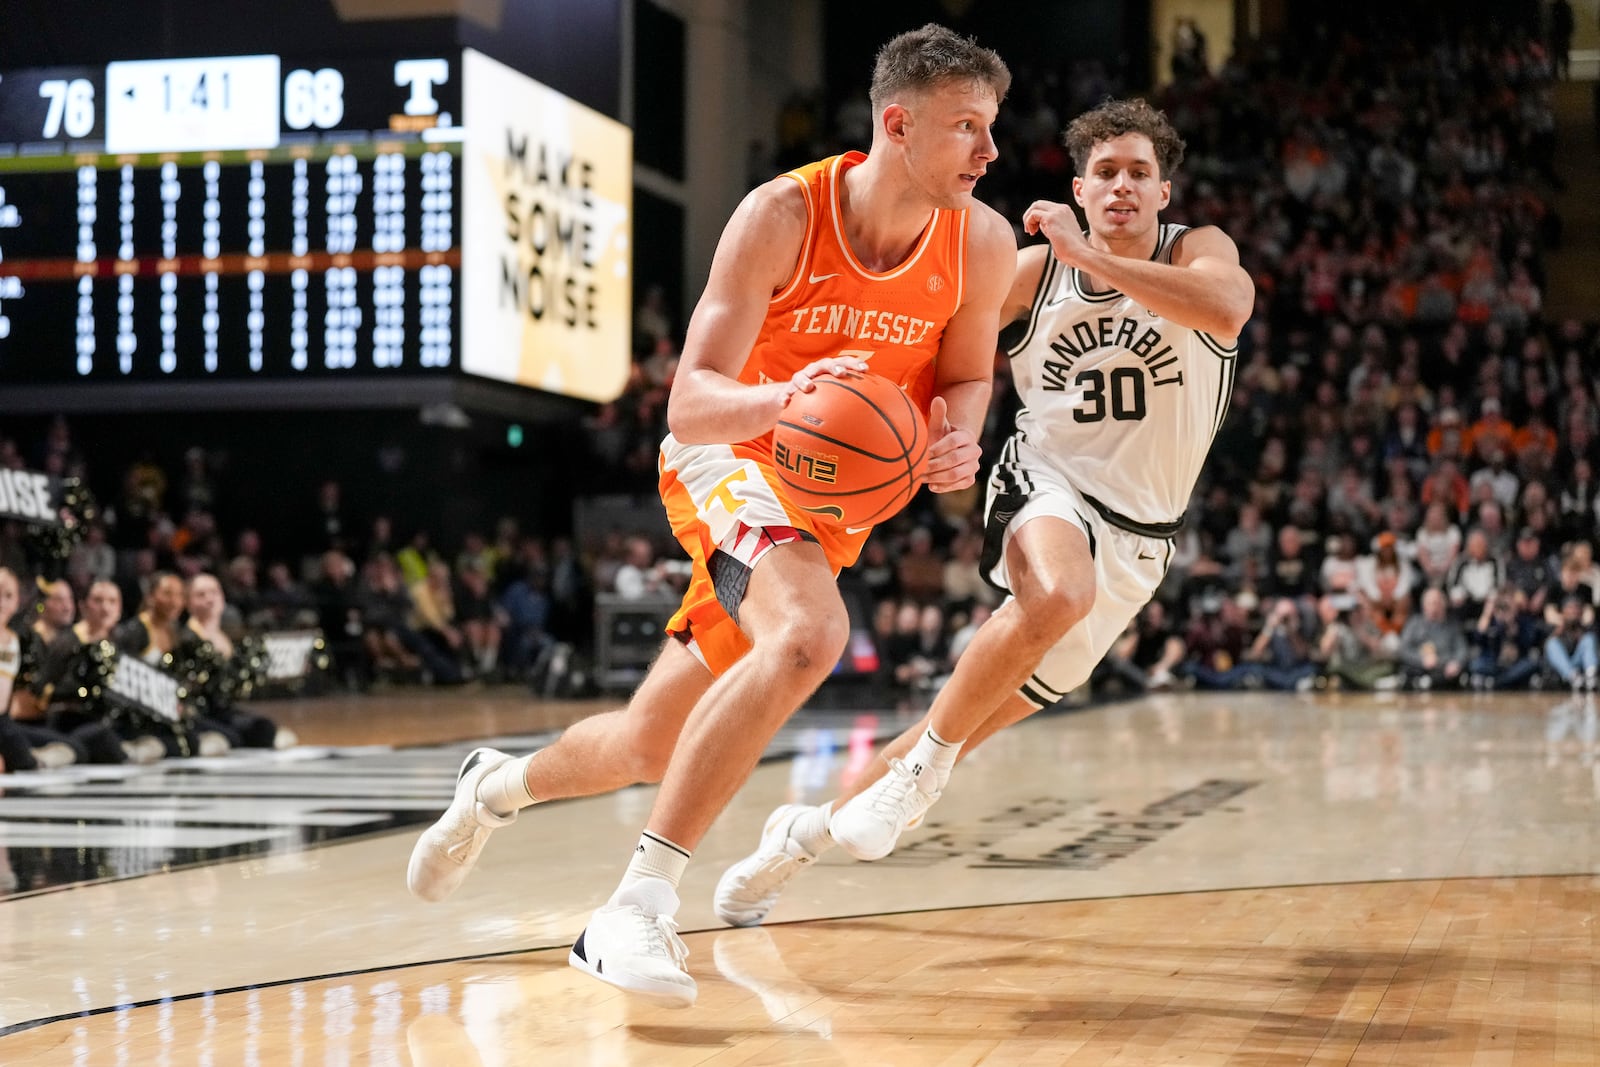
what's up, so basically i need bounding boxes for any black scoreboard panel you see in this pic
[0,141,459,383]
[0,54,463,396]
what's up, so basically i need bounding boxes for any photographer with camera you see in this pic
[1314,594,1400,691]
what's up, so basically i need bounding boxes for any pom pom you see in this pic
[21,477,99,577]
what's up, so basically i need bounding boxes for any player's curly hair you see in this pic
[870,24,1011,113]
[1064,98,1186,178]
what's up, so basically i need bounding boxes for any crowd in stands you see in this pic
[768,14,1600,699]
[2,14,1597,759]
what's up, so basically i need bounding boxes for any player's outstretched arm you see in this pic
[922,204,1017,493]
[1022,200,1253,342]
[667,181,865,445]
[1002,244,1051,326]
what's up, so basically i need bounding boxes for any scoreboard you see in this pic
[0,48,632,410]
[0,54,460,395]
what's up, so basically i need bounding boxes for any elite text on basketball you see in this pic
[773,442,839,484]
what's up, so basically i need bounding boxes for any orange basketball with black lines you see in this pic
[773,373,930,528]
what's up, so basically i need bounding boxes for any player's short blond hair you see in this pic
[869,24,1011,114]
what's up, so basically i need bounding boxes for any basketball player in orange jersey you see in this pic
[715,97,1255,925]
[406,23,1016,1006]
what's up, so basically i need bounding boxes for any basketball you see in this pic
[772,373,930,528]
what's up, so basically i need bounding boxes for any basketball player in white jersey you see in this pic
[716,97,1255,925]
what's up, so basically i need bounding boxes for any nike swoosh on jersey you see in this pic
[845,526,872,535]
[809,271,840,283]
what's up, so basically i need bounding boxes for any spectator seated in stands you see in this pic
[946,603,994,671]
[1413,502,1462,590]
[1179,594,1252,690]
[1505,527,1556,609]
[222,555,262,628]
[1447,528,1504,622]
[1398,588,1469,690]
[1564,541,1600,600]
[1222,503,1273,585]
[883,600,949,694]
[1096,600,1188,695]
[257,561,317,630]
[895,527,946,607]
[1543,594,1597,692]
[31,580,160,764]
[1263,523,1321,606]
[1228,597,1320,692]
[451,562,506,680]
[0,567,80,770]
[1557,458,1599,543]
[1469,446,1521,513]
[1471,498,1514,562]
[30,579,75,647]
[940,530,1001,617]
[611,535,681,600]
[1355,531,1414,641]
[1319,534,1362,599]
[115,571,231,758]
[179,573,296,748]
[113,570,186,667]
[1545,543,1597,625]
[1313,595,1399,691]
[1421,459,1471,526]
[1467,586,1544,691]
[851,537,901,606]
[311,550,372,691]
[357,554,462,686]
[409,559,476,682]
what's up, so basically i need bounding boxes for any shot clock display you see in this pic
[0,53,464,390]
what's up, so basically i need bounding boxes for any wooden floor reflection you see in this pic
[2,689,1599,1065]
[12,877,1597,1066]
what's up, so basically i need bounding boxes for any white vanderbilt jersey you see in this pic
[1006,223,1236,526]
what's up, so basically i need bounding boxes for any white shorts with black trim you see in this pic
[982,432,1175,709]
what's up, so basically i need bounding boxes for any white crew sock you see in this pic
[613,830,692,902]
[475,754,538,817]
[790,802,836,856]
[905,727,962,793]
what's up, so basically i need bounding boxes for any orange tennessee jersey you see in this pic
[739,151,969,457]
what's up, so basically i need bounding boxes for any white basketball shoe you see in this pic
[713,804,819,927]
[828,757,939,861]
[406,747,516,903]
[569,879,696,1007]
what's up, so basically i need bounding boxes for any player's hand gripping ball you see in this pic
[773,372,930,527]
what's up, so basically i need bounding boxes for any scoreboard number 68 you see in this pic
[283,68,346,131]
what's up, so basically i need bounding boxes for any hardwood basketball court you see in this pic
[1,688,1595,1064]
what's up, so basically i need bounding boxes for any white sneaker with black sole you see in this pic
[406,747,516,903]
[828,757,940,861]
[714,804,817,927]
[569,879,696,1007]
